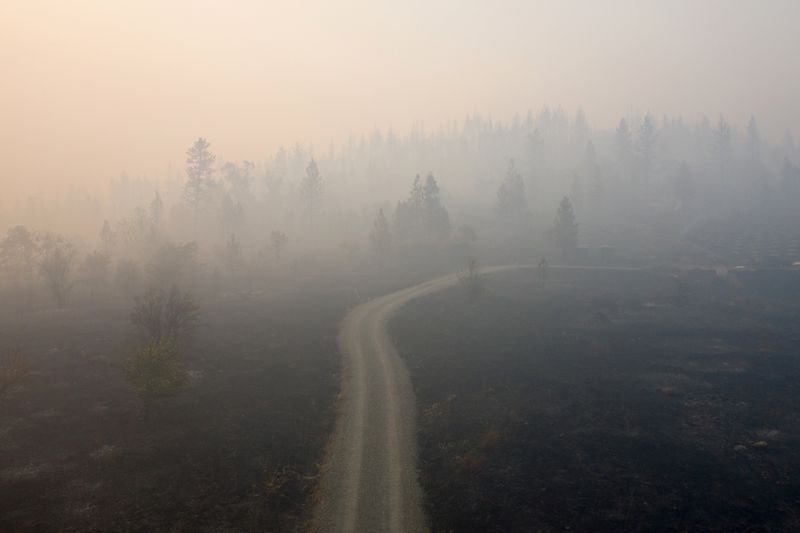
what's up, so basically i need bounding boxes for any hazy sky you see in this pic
[1,0,798,198]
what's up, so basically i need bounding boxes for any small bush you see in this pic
[123,338,187,400]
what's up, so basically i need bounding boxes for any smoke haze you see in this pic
[2,0,799,198]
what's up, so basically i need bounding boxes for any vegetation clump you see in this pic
[124,286,199,406]
[123,338,187,400]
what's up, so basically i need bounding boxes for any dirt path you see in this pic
[314,265,549,532]
[312,262,664,532]
[311,272,458,532]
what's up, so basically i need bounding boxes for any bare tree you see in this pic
[130,285,200,343]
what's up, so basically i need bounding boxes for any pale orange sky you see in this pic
[1,0,798,198]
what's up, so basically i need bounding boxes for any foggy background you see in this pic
[1,0,799,200]
[1,0,800,309]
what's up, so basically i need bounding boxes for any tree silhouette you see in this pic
[496,159,527,220]
[422,173,451,239]
[369,208,392,256]
[300,158,323,221]
[394,173,452,240]
[222,161,255,203]
[637,114,657,182]
[615,118,632,179]
[183,137,216,222]
[713,116,732,179]
[552,196,578,259]
[39,236,77,307]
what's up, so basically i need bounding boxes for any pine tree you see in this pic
[552,196,578,258]
[638,114,657,181]
[183,138,216,221]
[394,173,451,241]
[615,118,632,178]
[422,173,451,239]
[713,116,732,179]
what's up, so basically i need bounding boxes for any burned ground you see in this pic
[0,288,346,532]
[392,267,800,532]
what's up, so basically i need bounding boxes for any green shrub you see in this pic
[123,338,187,400]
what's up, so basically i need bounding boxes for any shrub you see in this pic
[123,338,187,400]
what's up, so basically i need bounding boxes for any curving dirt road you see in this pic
[313,266,538,533]
[311,273,459,532]
[312,262,705,531]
